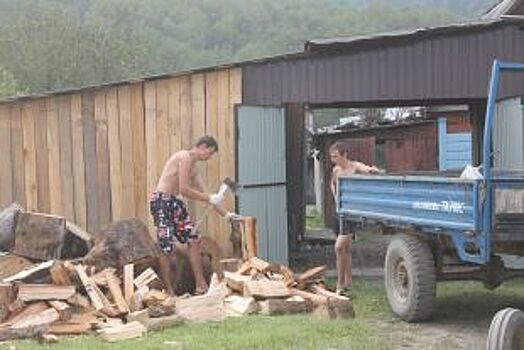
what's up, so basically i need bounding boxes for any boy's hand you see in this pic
[369,166,380,174]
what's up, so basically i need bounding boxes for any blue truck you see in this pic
[336,60,524,326]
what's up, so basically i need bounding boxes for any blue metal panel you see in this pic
[438,117,472,171]
[493,97,524,171]
[236,105,288,264]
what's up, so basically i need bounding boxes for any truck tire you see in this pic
[384,234,436,322]
[487,308,524,350]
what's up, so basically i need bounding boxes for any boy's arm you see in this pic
[179,155,210,202]
[355,162,379,174]
[330,167,338,198]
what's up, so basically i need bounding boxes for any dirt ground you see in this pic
[293,228,524,350]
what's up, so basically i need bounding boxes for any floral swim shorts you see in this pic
[149,191,199,253]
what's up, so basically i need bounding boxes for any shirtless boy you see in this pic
[150,135,239,295]
[330,141,379,295]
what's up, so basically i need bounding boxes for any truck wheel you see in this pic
[487,308,524,350]
[384,234,436,322]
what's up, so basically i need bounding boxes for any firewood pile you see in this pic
[0,204,353,344]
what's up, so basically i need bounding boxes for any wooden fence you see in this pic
[0,67,242,255]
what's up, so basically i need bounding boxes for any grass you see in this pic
[305,205,326,230]
[6,278,524,350]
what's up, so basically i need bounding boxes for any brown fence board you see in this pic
[82,92,99,232]
[57,96,75,222]
[118,85,136,218]
[155,80,171,177]
[168,78,182,153]
[0,105,13,207]
[10,104,26,208]
[35,99,50,213]
[71,94,87,227]
[144,81,157,202]
[205,72,220,237]
[94,90,112,228]
[131,83,147,223]
[45,97,63,216]
[106,88,123,220]
[22,102,38,212]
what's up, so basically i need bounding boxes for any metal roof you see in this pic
[483,0,524,19]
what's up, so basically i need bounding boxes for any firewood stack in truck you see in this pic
[0,203,353,344]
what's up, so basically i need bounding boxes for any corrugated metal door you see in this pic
[236,105,288,264]
[438,117,472,170]
[494,97,524,170]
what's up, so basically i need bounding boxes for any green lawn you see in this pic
[6,278,524,350]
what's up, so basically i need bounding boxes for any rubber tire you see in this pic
[487,308,524,350]
[384,234,436,322]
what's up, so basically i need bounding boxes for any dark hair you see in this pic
[329,141,350,157]
[195,135,218,152]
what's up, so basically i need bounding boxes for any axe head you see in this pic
[222,177,241,193]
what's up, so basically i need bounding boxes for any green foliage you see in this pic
[0,0,495,97]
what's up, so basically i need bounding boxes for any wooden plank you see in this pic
[144,81,157,226]
[0,104,13,207]
[82,92,99,232]
[21,101,38,212]
[34,99,50,213]
[205,72,220,237]
[10,104,26,207]
[94,90,111,227]
[118,85,136,218]
[243,280,290,300]
[106,270,129,314]
[17,284,76,302]
[57,96,75,222]
[71,94,87,228]
[106,88,123,220]
[45,97,63,216]
[123,263,134,305]
[131,83,147,223]
[155,80,171,177]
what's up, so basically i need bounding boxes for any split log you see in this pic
[48,311,97,335]
[0,283,14,322]
[279,265,296,287]
[147,297,176,318]
[248,257,270,273]
[243,217,258,259]
[310,285,350,301]
[39,333,59,344]
[90,268,116,287]
[134,268,159,290]
[126,309,150,326]
[123,264,134,304]
[50,261,74,285]
[6,308,59,340]
[243,280,290,300]
[67,293,93,311]
[290,289,327,307]
[12,212,66,261]
[296,266,326,284]
[143,289,169,306]
[224,296,258,316]
[175,294,226,324]
[74,265,104,311]
[314,297,355,320]
[99,321,147,342]
[224,272,252,293]
[258,298,312,316]
[219,258,242,273]
[236,261,252,275]
[2,302,49,326]
[17,284,76,302]
[106,270,129,314]
[48,300,72,321]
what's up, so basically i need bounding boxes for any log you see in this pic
[243,217,258,259]
[2,302,49,326]
[65,221,92,244]
[134,268,159,290]
[314,298,355,320]
[310,285,350,301]
[296,266,326,284]
[219,258,242,273]
[224,272,252,293]
[0,255,33,281]
[50,261,74,285]
[248,257,270,273]
[39,333,59,344]
[290,289,327,307]
[74,265,104,311]
[279,265,296,287]
[258,298,312,315]
[147,297,176,318]
[243,280,290,300]
[2,260,54,283]
[67,293,93,311]
[12,212,66,260]
[175,294,226,324]
[146,314,184,332]
[98,321,147,342]
[143,289,169,306]
[90,268,116,287]
[0,283,14,322]
[48,311,97,335]
[126,309,150,326]
[48,300,72,321]
[236,261,252,275]
[10,308,59,333]
[17,284,76,302]
[224,296,258,316]
[0,202,23,251]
